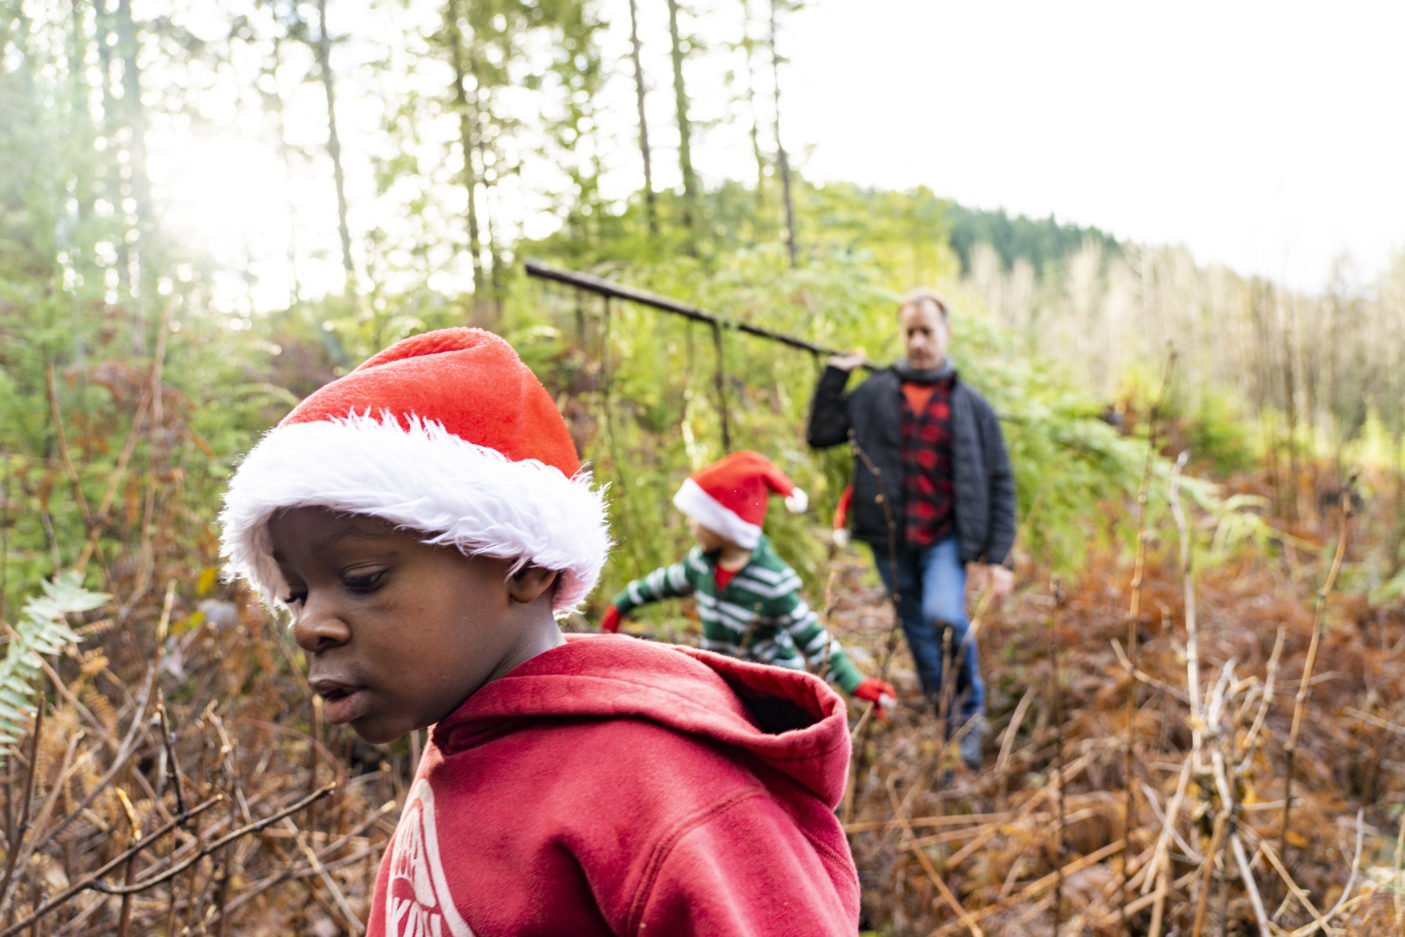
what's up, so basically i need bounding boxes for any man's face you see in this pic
[899,298,950,370]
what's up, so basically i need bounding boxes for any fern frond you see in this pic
[0,572,108,753]
[80,677,119,737]
[35,706,80,782]
[77,617,117,638]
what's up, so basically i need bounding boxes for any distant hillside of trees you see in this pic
[945,203,1124,274]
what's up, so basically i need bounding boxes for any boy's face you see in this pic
[268,506,536,745]
[686,515,728,553]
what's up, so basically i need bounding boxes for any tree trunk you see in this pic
[1279,288,1301,522]
[445,0,485,308]
[65,0,98,361]
[314,0,355,299]
[664,0,698,238]
[265,30,303,307]
[94,4,132,308]
[473,41,503,323]
[767,0,796,267]
[478,140,504,322]
[114,0,157,351]
[1247,281,1285,516]
[627,0,657,234]
[737,0,767,209]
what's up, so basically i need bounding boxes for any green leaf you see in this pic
[0,573,108,754]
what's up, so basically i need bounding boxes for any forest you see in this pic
[4,0,1405,934]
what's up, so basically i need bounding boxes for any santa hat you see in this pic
[672,450,807,550]
[219,328,610,613]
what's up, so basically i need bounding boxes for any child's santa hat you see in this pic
[672,450,807,550]
[219,328,610,613]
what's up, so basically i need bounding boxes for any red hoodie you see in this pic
[365,633,860,936]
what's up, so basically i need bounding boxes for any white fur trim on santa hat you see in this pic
[672,477,764,550]
[220,413,610,613]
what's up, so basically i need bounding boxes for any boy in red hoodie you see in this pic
[220,329,860,936]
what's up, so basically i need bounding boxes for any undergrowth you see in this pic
[2,261,1403,933]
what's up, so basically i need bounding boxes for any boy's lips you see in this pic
[309,677,369,725]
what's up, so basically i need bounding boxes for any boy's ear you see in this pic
[507,566,559,605]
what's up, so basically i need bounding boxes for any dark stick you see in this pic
[710,321,732,450]
[0,795,224,937]
[156,696,186,816]
[524,258,879,368]
[0,699,43,918]
[1,785,332,936]
[1051,577,1066,937]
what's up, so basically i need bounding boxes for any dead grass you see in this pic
[832,487,1405,936]
[3,460,1404,935]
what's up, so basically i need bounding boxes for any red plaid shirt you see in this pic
[900,379,955,547]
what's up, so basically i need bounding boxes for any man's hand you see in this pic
[827,352,867,372]
[968,563,1014,605]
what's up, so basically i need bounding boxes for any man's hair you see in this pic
[898,287,949,321]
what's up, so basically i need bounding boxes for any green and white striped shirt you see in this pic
[609,535,865,694]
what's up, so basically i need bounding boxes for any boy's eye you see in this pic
[343,570,386,593]
[283,589,307,606]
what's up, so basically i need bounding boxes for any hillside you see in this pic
[944,203,1125,275]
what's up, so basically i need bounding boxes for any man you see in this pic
[806,288,1015,769]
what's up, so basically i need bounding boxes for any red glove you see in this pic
[853,677,897,716]
[600,605,623,633]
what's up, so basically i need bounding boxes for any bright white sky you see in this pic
[157,0,1405,308]
[780,0,1405,291]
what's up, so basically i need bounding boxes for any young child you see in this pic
[601,450,897,716]
[220,330,860,936]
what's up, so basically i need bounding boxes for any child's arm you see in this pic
[775,592,896,713]
[601,553,699,633]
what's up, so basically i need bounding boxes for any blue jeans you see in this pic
[871,537,985,724]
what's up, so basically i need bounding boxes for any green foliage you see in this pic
[505,232,1274,608]
[1345,408,1405,472]
[0,0,1336,639]
[0,573,107,753]
[944,203,1123,276]
[502,241,902,613]
[1115,362,1260,477]
[797,182,960,288]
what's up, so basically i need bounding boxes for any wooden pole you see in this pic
[524,258,877,368]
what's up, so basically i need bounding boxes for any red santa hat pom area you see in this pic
[672,450,807,550]
[219,328,610,613]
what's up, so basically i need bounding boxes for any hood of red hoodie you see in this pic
[431,633,852,808]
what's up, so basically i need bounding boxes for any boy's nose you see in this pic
[292,593,351,653]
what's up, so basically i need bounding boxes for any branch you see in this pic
[0,795,224,937]
[0,700,43,916]
[885,781,984,936]
[91,784,337,896]
[2,784,334,935]
[1279,472,1354,871]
